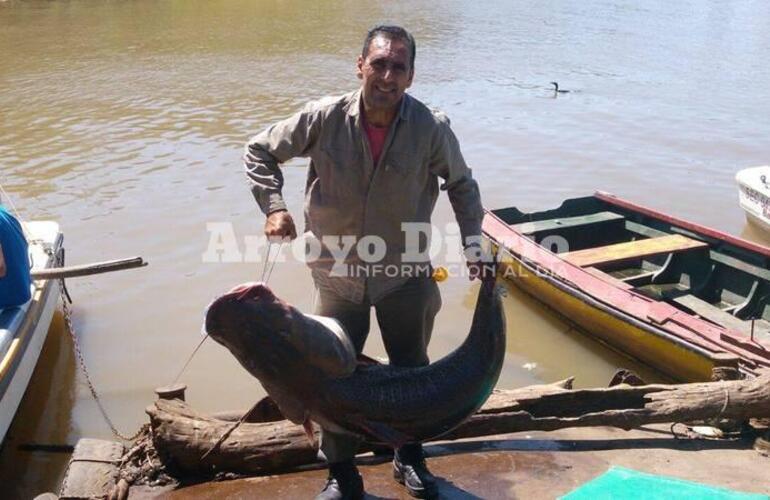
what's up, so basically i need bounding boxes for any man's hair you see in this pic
[362,25,416,69]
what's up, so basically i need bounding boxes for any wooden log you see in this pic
[145,373,770,476]
[445,372,770,436]
[31,256,147,280]
[147,379,573,475]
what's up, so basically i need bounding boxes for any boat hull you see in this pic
[496,249,716,381]
[743,210,770,233]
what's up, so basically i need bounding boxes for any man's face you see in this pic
[357,35,414,115]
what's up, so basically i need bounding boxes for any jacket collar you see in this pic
[344,88,412,122]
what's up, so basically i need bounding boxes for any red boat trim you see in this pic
[595,191,770,259]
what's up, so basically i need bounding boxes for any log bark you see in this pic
[146,373,770,476]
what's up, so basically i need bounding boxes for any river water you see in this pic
[2,0,770,496]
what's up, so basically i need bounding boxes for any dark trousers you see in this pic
[315,277,442,463]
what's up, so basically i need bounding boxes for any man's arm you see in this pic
[0,243,6,278]
[243,104,321,239]
[428,117,487,279]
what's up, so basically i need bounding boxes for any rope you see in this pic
[716,387,730,420]
[670,422,687,440]
[200,240,286,458]
[200,400,261,460]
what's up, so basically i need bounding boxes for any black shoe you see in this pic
[393,444,438,499]
[315,460,364,500]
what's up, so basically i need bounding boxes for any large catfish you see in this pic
[204,278,505,446]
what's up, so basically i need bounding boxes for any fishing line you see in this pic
[171,238,282,385]
[170,238,282,387]
[0,182,23,221]
[311,286,319,313]
[171,332,210,384]
[0,181,31,237]
[264,241,284,284]
[196,239,286,458]
[260,241,273,282]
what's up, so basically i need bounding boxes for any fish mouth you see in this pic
[222,281,277,303]
[203,282,282,338]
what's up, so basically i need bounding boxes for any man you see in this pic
[0,201,31,309]
[244,25,485,499]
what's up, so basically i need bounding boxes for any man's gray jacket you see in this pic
[244,89,483,303]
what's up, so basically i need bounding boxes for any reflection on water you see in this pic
[740,216,770,247]
[2,0,770,495]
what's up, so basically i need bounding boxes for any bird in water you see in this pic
[551,81,570,93]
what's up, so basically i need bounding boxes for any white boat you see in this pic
[0,221,62,444]
[736,165,770,231]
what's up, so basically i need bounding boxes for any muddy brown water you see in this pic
[2,0,770,497]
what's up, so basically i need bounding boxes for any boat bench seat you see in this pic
[562,234,708,268]
[512,211,624,235]
[709,250,770,282]
[673,294,770,342]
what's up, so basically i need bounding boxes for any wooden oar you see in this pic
[31,256,147,279]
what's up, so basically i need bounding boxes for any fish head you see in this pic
[204,281,356,423]
[205,282,293,370]
[204,282,317,422]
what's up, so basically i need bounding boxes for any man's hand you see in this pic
[464,242,495,282]
[466,261,495,281]
[264,210,297,240]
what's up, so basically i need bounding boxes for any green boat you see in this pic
[483,192,770,381]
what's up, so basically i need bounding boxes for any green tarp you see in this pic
[561,466,768,500]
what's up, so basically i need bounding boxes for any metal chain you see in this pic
[55,252,142,442]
